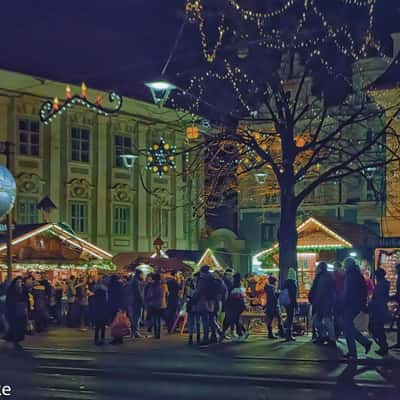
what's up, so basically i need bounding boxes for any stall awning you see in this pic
[0,223,112,261]
[255,217,356,261]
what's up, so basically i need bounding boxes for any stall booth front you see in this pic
[0,223,115,281]
[375,248,399,296]
[254,217,377,300]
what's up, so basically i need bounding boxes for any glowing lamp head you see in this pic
[254,172,267,184]
[145,80,176,107]
[120,154,138,169]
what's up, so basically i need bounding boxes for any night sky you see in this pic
[0,0,399,232]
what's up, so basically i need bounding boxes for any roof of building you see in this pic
[371,53,400,89]
[0,223,112,260]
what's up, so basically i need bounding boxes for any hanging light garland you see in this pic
[39,83,123,125]
[146,138,177,177]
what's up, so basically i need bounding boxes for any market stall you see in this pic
[0,222,115,281]
[254,217,361,300]
[375,248,399,295]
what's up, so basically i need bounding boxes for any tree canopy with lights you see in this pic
[168,0,400,279]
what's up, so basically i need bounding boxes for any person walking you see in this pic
[192,265,215,346]
[166,272,181,333]
[92,279,108,346]
[185,276,201,345]
[332,261,345,338]
[66,275,77,327]
[76,276,89,331]
[281,268,298,341]
[145,273,165,339]
[130,270,145,338]
[264,275,284,339]
[342,257,372,361]
[226,273,248,341]
[108,275,123,323]
[308,262,336,345]
[4,277,29,349]
[368,268,390,356]
[31,277,49,333]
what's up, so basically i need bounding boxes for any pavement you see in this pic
[0,328,400,400]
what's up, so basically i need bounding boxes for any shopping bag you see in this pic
[110,311,131,338]
[278,289,290,307]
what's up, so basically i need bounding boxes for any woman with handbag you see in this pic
[4,277,29,349]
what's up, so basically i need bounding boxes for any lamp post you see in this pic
[0,141,15,281]
[254,172,267,185]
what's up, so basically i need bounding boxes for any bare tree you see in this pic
[169,0,400,279]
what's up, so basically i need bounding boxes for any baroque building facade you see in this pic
[0,69,202,254]
[237,35,400,271]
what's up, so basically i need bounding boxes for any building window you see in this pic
[18,199,38,224]
[70,202,88,233]
[261,223,275,242]
[161,209,169,238]
[114,135,132,167]
[114,206,130,236]
[71,127,90,162]
[19,119,40,156]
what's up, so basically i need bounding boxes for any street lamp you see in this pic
[254,172,267,184]
[120,154,138,169]
[145,80,176,107]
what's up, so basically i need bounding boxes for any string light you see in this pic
[146,138,177,177]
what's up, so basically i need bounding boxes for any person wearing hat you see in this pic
[264,275,284,339]
[281,267,298,341]
[368,268,390,356]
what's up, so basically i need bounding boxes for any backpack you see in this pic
[204,278,220,300]
[279,288,290,307]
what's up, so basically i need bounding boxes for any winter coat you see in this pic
[5,285,29,342]
[343,266,368,315]
[332,271,345,302]
[92,285,109,325]
[167,278,180,307]
[369,278,391,323]
[264,284,278,313]
[308,271,336,316]
[282,279,297,307]
[145,282,164,310]
[131,278,145,307]
[223,275,234,293]
[226,286,246,314]
[32,283,47,312]
[192,271,215,313]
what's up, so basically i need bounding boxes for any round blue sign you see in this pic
[0,165,16,219]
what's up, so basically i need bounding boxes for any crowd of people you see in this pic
[0,258,399,361]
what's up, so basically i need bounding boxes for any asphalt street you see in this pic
[1,329,399,400]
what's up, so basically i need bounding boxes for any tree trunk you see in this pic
[277,182,298,286]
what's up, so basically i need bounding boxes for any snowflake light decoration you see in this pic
[146,138,177,177]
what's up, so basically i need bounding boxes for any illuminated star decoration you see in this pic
[39,83,123,125]
[146,138,177,177]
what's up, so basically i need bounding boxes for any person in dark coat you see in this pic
[368,268,391,356]
[166,272,181,333]
[342,258,372,360]
[130,270,145,338]
[308,262,336,344]
[264,275,284,339]
[4,277,29,348]
[32,278,49,333]
[92,279,108,345]
[282,268,298,341]
[108,275,123,323]
[192,266,215,345]
[332,261,345,338]
[145,273,164,339]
